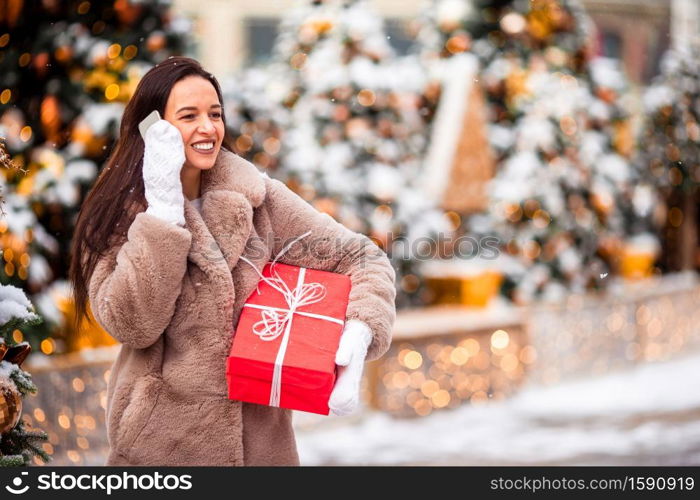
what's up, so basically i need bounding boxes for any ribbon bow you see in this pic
[249,271,327,342]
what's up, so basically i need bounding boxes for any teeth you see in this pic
[193,142,214,150]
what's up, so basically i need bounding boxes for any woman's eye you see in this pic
[181,113,220,119]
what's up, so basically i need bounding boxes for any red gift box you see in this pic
[226,261,351,415]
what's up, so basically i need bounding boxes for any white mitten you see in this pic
[329,319,373,417]
[142,119,186,226]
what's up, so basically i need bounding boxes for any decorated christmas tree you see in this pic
[267,0,451,308]
[415,0,661,303]
[639,44,700,272]
[587,56,663,280]
[0,0,189,348]
[0,283,49,466]
[221,66,287,175]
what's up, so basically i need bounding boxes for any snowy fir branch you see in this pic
[0,284,44,338]
[0,454,25,467]
[0,422,50,466]
[0,315,42,341]
[2,361,38,397]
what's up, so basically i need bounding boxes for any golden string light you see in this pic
[123,45,138,60]
[23,347,117,465]
[235,134,253,153]
[18,52,31,67]
[252,152,271,168]
[19,126,32,142]
[526,275,700,385]
[262,137,281,155]
[104,83,119,100]
[107,43,121,59]
[54,46,72,63]
[357,89,376,107]
[400,274,420,293]
[560,115,577,136]
[77,1,91,15]
[366,275,700,417]
[12,329,23,343]
[369,308,529,417]
[445,34,469,54]
[669,207,683,227]
[290,52,307,70]
[40,339,54,355]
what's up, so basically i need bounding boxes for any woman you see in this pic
[69,56,396,466]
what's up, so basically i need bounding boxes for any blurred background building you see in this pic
[174,0,673,84]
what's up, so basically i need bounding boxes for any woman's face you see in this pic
[163,75,225,172]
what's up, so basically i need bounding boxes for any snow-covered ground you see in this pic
[293,352,700,465]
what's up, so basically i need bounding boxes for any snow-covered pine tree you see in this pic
[221,66,287,175]
[0,283,49,466]
[415,0,660,302]
[639,45,700,272]
[1,137,17,214]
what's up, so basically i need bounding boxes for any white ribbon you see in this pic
[238,231,344,407]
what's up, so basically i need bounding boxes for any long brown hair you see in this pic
[69,56,235,331]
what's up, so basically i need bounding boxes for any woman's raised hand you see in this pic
[142,119,186,226]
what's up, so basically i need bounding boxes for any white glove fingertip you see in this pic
[166,125,183,143]
[146,119,168,139]
[146,120,182,147]
[329,397,356,417]
[330,407,347,417]
[335,342,352,366]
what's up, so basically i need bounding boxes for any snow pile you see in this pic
[295,353,700,465]
[0,284,40,326]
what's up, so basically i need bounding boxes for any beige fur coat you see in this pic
[88,150,396,466]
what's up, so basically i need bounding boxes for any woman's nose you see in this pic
[198,117,215,134]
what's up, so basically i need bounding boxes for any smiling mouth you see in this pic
[191,142,216,154]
